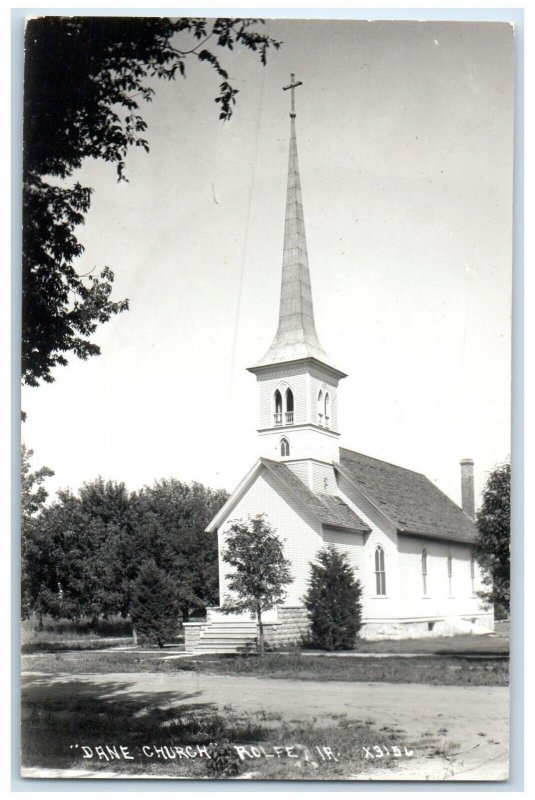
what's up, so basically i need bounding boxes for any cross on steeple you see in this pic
[251,68,340,373]
[283,73,303,118]
[248,64,346,468]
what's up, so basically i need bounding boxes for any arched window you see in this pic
[470,554,475,594]
[447,550,453,595]
[374,545,386,595]
[285,388,294,424]
[324,393,331,428]
[317,390,324,426]
[273,390,282,426]
[280,437,290,457]
[422,548,428,595]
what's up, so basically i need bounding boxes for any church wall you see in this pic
[311,461,338,494]
[217,467,325,609]
[285,460,310,485]
[284,458,337,493]
[397,536,491,625]
[322,528,366,570]
[332,473,493,636]
[327,475,401,622]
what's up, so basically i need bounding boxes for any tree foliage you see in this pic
[304,545,363,651]
[23,16,281,387]
[130,559,179,647]
[21,445,54,618]
[21,469,228,626]
[23,487,115,625]
[21,444,54,518]
[474,460,511,614]
[126,480,228,620]
[221,514,293,654]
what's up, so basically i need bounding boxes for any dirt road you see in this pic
[22,670,509,781]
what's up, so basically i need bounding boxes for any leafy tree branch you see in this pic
[22,17,281,388]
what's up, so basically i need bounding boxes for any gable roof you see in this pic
[336,448,476,545]
[260,458,371,533]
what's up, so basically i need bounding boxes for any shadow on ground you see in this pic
[21,674,223,776]
[20,674,415,780]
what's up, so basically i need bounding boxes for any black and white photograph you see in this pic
[19,13,514,783]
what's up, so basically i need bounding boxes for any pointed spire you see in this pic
[254,88,332,369]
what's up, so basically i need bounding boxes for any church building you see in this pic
[185,76,492,653]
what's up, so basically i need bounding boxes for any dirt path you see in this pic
[21,670,509,781]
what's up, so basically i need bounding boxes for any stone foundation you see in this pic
[184,608,494,651]
[183,621,205,653]
[360,613,494,641]
[264,609,494,646]
[263,606,310,647]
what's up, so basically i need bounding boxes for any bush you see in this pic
[130,559,179,647]
[303,545,362,651]
[206,742,242,777]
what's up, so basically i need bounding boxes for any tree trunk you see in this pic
[132,626,138,645]
[38,610,43,632]
[257,608,264,656]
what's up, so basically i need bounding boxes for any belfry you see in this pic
[190,75,491,654]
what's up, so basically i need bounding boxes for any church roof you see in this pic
[250,107,343,375]
[260,458,371,533]
[336,448,477,544]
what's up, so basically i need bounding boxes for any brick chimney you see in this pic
[460,459,475,519]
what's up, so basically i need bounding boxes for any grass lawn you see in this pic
[22,615,133,640]
[21,615,185,654]
[172,652,508,686]
[21,638,135,654]
[23,647,508,686]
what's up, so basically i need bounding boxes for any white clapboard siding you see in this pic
[218,467,324,607]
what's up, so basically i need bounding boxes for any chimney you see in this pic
[460,459,475,519]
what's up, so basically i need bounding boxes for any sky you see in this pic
[21,17,515,509]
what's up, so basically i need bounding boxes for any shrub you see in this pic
[206,742,242,777]
[130,559,179,647]
[303,545,362,651]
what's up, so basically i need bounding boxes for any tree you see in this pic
[22,471,228,625]
[221,514,293,655]
[474,460,511,615]
[127,480,228,621]
[21,445,54,619]
[304,545,363,651]
[21,444,55,517]
[22,17,281,388]
[130,559,179,647]
[78,478,132,618]
[23,476,131,624]
[78,476,130,526]
[24,489,111,625]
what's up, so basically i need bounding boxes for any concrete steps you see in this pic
[194,620,258,654]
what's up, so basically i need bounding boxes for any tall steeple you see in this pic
[253,74,336,371]
[248,74,346,475]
